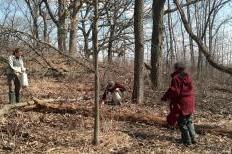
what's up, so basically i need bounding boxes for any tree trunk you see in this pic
[69,0,82,57]
[58,0,67,52]
[167,0,174,65]
[186,0,195,71]
[39,3,49,42]
[84,32,90,58]
[132,0,145,104]
[107,24,115,64]
[25,0,40,39]
[43,0,67,52]
[180,21,186,61]
[150,0,166,88]
[92,0,100,145]
[69,12,78,57]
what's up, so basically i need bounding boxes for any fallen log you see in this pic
[32,98,232,139]
[0,101,35,117]
[1,98,231,138]
[0,98,80,117]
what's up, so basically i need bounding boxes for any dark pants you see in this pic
[7,74,21,103]
[178,114,196,145]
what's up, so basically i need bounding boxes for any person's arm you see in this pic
[161,78,181,101]
[8,56,22,73]
[115,83,126,92]
[101,89,108,101]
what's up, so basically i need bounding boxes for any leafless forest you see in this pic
[0,0,232,153]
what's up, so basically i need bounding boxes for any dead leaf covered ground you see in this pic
[0,73,232,153]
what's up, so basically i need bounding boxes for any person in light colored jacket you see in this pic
[7,48,26,104]
[101,81,126,105]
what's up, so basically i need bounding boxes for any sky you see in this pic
[0,0,232,64]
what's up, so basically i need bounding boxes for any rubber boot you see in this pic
[15,92,20,103]
[187,121,197,144]
[180,125,192,145]
[178,116,192,145]
[9,92,15,104]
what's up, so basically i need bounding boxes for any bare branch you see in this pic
[174,0,232,75]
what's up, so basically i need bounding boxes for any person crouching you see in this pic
[161,62,196,146]
[101,81,126,105]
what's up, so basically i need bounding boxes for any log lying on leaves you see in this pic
[32,97,92,115]
[0,101,35,117]
[31,98,232,138]
[0,98,80,116]
[1,98,231,138]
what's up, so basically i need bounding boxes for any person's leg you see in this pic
[178,115,192,145]
[187,116,197,144]
[7,74,15,104]
[14,75,21,103]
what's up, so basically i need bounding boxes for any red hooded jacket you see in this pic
[162,70,195,125]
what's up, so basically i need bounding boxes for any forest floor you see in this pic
[0,69,232,154]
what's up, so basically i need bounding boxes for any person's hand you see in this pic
[15,71,21,77]
[100,100,105,105]
[21,68,26,73]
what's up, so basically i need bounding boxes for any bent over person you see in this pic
[101,81,126,105]
[6,48,26,104]
[161,62,196,146]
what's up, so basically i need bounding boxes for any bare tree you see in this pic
[68,0,83,56]
[132,0,144,103]
[79,3,92,58]
[150,0,166,88]
[174,0,232,75]
[92,0,100,145]
[186,0,195,70]
[39,2,49,42]
[24,0,40,39]
[43,0,67,52]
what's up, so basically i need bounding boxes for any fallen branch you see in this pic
[31,98,232,139]
[212,86,232,94]
[0,101,35,117]
[1,98,231,138]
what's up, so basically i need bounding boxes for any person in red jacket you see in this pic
[101,80,126,105]
[161,62,196,145]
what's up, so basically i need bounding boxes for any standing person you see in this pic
[7,48,26,104]
[161,62,196,145]
[101,80,126,105]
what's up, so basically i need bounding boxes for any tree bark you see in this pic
[132,0,144,104]
[92,0,100,145]
[58,0,67,52]
[39,2,49,42]
[186,0,195,71]
[167,0,174,65]
[69,0,82,57]
[150,0,166,88]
